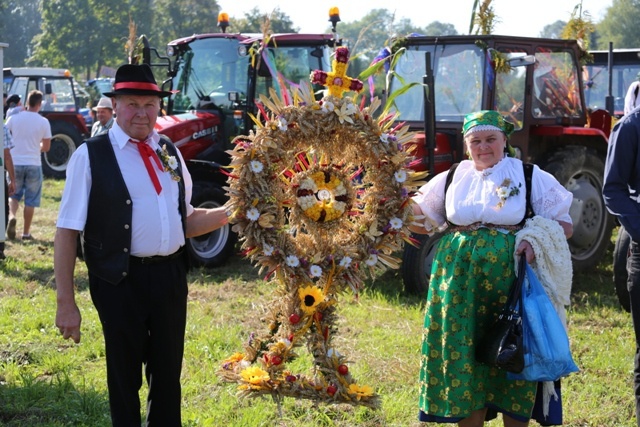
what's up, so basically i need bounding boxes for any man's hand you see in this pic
[56,301,82,343]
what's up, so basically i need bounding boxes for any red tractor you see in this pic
[3,67,90,179]
[137,17,341,268]
[379,34,613,295]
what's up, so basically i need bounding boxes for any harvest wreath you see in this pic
[218,47,427,408]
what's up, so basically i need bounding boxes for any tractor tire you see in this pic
[42,121,83,179]
[401,231,445,296]
[541,146,615,272]
[186,185,237,268]
[613,226,631,312]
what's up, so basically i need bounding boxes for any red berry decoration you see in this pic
[326,385,337,396]
[286,375,297,382]
[289,313,301,324]
[271,355,283,365]
[314,312,323,321]
[337,364,349,375]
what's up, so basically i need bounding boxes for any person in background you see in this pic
[90,96,115,136]
[409,110,573,426]
[5,94,24,118]
[54,64,229,427]
[603,106,640,427]
[1,124,16,260]
[5,90,51,241]
[624,73,640,116]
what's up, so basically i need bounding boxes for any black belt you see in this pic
[130,247,185,265]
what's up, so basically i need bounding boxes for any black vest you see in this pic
[81,133,187,284]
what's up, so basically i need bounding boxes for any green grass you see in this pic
[0,178,636,426]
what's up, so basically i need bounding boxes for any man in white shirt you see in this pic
[5,90,51,240]
[54,64,229,427]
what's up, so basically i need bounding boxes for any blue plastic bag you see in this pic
[507,263,579,382]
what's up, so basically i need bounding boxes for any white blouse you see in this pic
[412,157,573,231]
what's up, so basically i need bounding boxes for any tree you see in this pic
[596,0,640,49]
[540,20,566,39]
[423,21,459,36]
[232,7,300,34]
[31,0,155,81]
[0,0,42,67]
[151,0,221,45]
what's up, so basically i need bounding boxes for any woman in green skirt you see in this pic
[409,110,573,426]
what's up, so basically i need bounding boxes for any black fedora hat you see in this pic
[103,64,172,98]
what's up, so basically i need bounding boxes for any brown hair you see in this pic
[26,90,43,108]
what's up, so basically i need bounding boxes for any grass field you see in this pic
[0,178,636,426]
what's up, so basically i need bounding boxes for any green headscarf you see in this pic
[462,110,515,137]
[462,110,516,157]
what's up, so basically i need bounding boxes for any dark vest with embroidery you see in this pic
[81,133,187,285]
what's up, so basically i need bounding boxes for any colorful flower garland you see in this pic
[218,47,426,409]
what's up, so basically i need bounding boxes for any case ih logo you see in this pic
[192,126,217,140]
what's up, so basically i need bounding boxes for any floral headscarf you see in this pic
[462,110,516,157]
[462,110,515,137]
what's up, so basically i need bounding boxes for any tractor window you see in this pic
[255,46,332,101]
[170,38,250,113]
[532,49,583,119]
[40,78,76,112]
[389,43,484,122]
[584,57,640,116]
[494,51,527,130]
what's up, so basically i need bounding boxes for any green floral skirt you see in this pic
[418,228,536,422]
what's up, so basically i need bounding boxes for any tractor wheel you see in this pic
[42,121,83,179]
[401,231,445,296]
[541,146,615,271]
[613,226,631,312]
[186,185,237,268]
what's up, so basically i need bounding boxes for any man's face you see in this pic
[95,107,113,126]
[112,95,160,141]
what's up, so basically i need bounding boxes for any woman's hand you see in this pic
[516,239,535,264]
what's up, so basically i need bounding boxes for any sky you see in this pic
[216,0,611,38]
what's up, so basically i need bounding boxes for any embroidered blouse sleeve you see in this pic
[411,170,448,230]
[530,165,573,223]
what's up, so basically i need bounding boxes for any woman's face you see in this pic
[465,129,507,170]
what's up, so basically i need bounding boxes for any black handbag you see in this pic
[475,256,526,373]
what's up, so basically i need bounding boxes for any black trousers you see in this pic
[89,255,188,427]
[629,240,640,427]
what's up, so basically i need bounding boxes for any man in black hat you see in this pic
[54,64,229,426]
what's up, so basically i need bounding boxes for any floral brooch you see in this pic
[496,178,521,208]
[156,145,181,182]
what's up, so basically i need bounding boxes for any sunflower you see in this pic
[348,383,374,400]
[298,285,324,315]
[240,366,270,386]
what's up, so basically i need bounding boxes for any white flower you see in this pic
[380,133,390,144]
[167,156,178,169]
[280,338,292,347]
[365,254,378,266]
[246,208,260,221]
[334,101,357,124]
[496,187,509,199]
[322,101,335,113]
[327,348,342,358]
[394,170,407,183]
[250,160,264,173]
[286,255,300,268]
[278,117,288,131]
[309,265,322,278]
[389,217,403,230]
[263,244,274,256]
[339,256,352,268]
[297,195,317,210]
